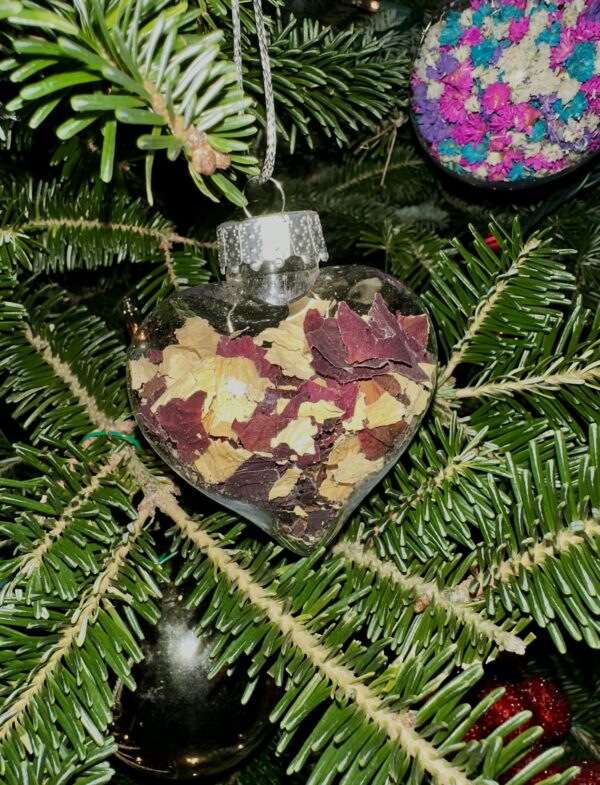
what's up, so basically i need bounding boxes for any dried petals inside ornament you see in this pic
[128,212,437,554]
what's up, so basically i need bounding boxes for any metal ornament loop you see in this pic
[242,177,286,218]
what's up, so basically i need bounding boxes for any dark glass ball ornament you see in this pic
[111,587,276,781]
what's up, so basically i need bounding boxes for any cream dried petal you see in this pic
[297,399,344,423]
[365,391,407,429]
[270,417,318,455]
[129,357,158,391]
[175,316,220,356]
[333,452,384,485]
[268,466,302,501]
[319,475,354,503]
[194,441,252,484]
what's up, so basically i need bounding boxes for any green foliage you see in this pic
[243,16,411,150]
[0,2,599,785]
[2,0,257,203]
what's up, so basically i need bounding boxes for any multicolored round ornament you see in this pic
[127,210,437,554]
[411,0,600,188]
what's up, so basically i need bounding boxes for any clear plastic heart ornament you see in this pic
[127,211,437,554]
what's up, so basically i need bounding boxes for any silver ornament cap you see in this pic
[217,210,329,276]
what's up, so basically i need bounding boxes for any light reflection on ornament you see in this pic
[111,586,277,781]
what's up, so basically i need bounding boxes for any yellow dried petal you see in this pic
[256,321,314,379]
[201,356,271,437]
[343,393,367,432]
[292,505,308,519]
[392,372,434,417]
[265,343,314,379]
[270,417,317,455]
[297,399,344,423]
[275,398,289,415]
[268,466,302,501]
[332,452,384,484]
[419,362,437,385]
[365,391,407,429]
[129,357,158,391]
[326,433,361,466]
[153,353,270,419]
[194,441,251,484]
[175,316,220,356]
[319,476,355,503]
[152,372,204,411]
[159,345,205,383]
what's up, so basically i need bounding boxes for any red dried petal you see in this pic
[336,301,377,363]
[358,421,408,459]
[303,308,325,334]
[397,314,430,349]
[155,391,208,462]
[221,456,281,503]
[371,374,405,400]
[305,315,349,370]
[217,334,282,382]
[140,375,166,404]
[281,380,339,417]
[234,412,292,452]
[367,295,413,363]
[147,348,163,364]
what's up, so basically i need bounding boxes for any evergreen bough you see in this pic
[0,2,598,785]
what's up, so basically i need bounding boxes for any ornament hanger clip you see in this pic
[242,176,286,218]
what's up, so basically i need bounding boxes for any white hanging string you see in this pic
[231,0,277,185]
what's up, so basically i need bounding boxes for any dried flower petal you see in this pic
[365,391,408,428]
[222,457,281,503]
[269,466,303,500]
[129,357,158,390]
[234,412,292,452]
[159,345,204,384]
[175,316,220,356]
[155,391,208,462]
[256,321,314,379]
[270,417,318,455]
[332,451,385,484]
[194,441,252,484]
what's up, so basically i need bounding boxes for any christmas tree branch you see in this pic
[3,2,257,204]
[0,501,149,745]
[453,363,600,400]
[388,433,494,524]
[9,449,126,584]
[334,540,528,656]
[332,159,426,194]
[476,515,600,589]
[440,235,542,383]
[425,223,573,369]
[22,217,216,250]
[160,488,476,785]
[23,325,131,434]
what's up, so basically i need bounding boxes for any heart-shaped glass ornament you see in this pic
[411,0,600,190]
[128,211,437,554]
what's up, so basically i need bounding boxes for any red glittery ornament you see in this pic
[465,681,530,741]
[501,747,563,785]
[570,761,600,785]
[520,677,572,743]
